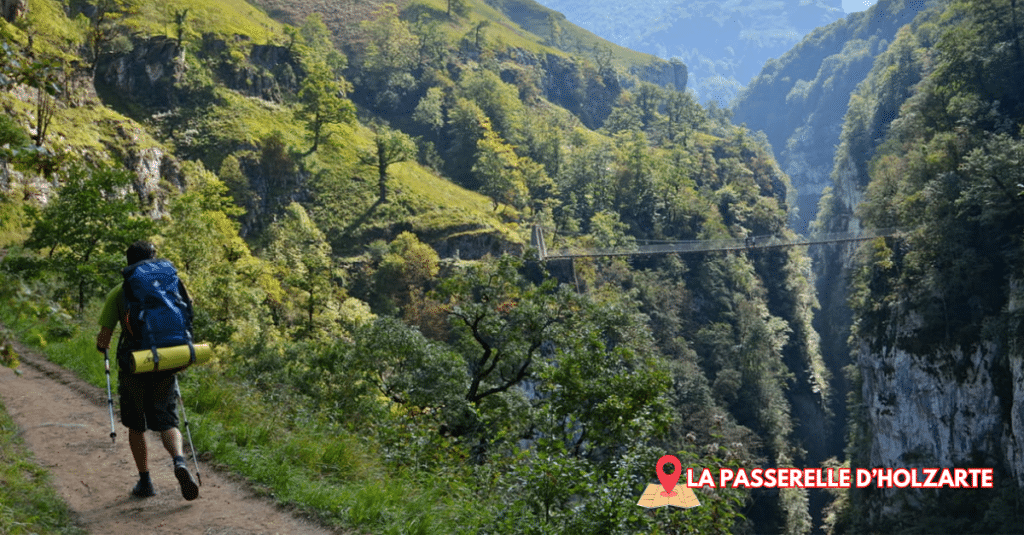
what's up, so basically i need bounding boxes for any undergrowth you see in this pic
[0,275,490,534]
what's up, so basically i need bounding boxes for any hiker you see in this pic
[95,240,200,501]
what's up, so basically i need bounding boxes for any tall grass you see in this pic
[0,290,491,533]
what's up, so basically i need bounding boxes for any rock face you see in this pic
[95,34,303,110]
[629,58,688,91]
[538,52,621,129]
[861,339,1010,471]
[504,51,684,131]
[0,158,54,204]
[123,144,182,218]
[855,308,1024,524]
[734,0,1024,528]
[201,34,302,102]
[1,0,27,23]
[800,0,1024,527]
[95,36,186,110]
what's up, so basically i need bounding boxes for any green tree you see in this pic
[444,97,489,186]
[412,86,446,132]
[161,162,275,343]
[32,78,57,148]
[84,0,141,69]
[171,7,189,48]
[352,315,464,409]
[298,13,346,73]
[612,130,656,233]
[0,43,62,147]
[371,231,440,312]
[591,44,613,77]
[447,0,470,19]
[435,256,574,442]
[664,89,706,145]
[457,69,527,146]
[0,109,29,149]
[24,162,156,310]
[473,126,528,211]
[296,61,355,153]
[537,296,672,457]
[358,126,416,203]
[412,16,450,70]
[359,4,418,109]
[264,202,337,337]
[217,153,254,211]
[634,82,663,129]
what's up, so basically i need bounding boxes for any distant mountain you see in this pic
[534,0,844,106]
[732,0,930,231]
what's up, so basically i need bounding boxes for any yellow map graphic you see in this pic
[635,483,701,509]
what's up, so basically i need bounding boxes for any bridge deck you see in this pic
[536,228,899,261]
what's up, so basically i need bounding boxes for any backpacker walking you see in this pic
[95,240,200,501]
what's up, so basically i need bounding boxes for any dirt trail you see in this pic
[0,337,335,535]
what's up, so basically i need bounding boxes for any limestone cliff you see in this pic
[732,0,932,232]
[815,0,1024,528]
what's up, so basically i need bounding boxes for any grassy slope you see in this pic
[248,0,666,73]
[0,1,524,527]
[1,0,519,250]
[0,0,681,531]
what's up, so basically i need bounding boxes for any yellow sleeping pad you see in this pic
[129,343,212,374]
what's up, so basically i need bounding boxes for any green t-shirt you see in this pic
[98,283,125,330]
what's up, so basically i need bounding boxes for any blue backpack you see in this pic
[121,259,195,372]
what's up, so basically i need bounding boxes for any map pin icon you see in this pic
[656,455,682,497]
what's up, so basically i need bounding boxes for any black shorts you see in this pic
[118,369,179,433]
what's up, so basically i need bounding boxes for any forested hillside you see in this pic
[536,0,844,107]
[732,0,932,231]
[2,0,830,533]
[734,0,1024,531]
[827,0,1024,530]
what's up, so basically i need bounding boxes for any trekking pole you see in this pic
[175,382,202,486]
[103,349,117,443]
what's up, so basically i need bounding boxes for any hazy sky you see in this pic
[844,0,875,13]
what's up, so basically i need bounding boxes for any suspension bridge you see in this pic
[532,226,901,261]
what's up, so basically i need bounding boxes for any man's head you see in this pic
[126,240,157,266]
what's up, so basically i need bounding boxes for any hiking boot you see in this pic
[131,478,156,498]
[174,460,199,501]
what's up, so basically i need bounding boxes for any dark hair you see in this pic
[126,240,156,265]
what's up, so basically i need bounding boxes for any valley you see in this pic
[1,0,1022,533]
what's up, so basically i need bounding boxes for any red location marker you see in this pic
[656,455,682,497]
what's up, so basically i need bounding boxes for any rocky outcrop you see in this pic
[1,0,27,23]
[95,36,186,110]
[496,49,623,130]
[537,52,621,129]
[0,158,54,204]
[629,58,687,91]
[201,34,302,103]
[856,309,1024,523]
[429,228,524,260]
[95,34,303,111]
[123,144,181,218]
[1,137,182,220]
